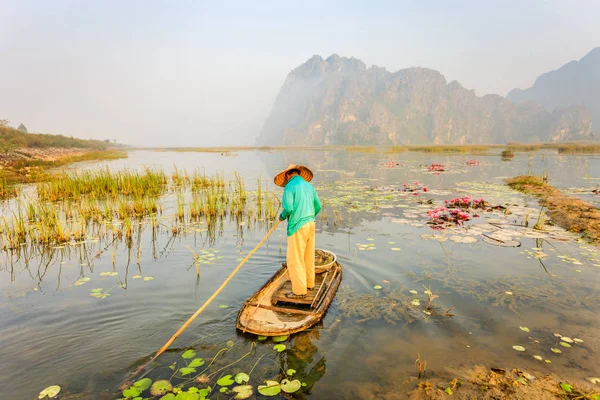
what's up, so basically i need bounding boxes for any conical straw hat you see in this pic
[273,164,313,187]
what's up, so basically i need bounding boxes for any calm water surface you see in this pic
[1,149,599,399]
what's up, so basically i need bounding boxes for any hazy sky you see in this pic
[1,1,599,146]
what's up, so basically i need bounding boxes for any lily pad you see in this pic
[234,372,250,384]
[560,337,574,343]
[287,369,296,376]
[232,385,253,399]
[411,299,420,306]
[159,394,175,400]
[560,382,573,393]
[219,304,229,309]
[134,378,152,391]
[391,247,401,251]
[409,290,418,294]
[545,360,552,364]
[573,338,584,343]
[217,374,234,386]
[560,342,572,348]
[273,344,286,352]
[373,285,382,290]
[533,355,543,361]
[257,335,267,341]
[586,377,600,385]
[132,275,142,279]
[272,335,288,342]
[179,367,196,376]
[551,348,562,354]
[39,385,61,399]
[150,380,173,396]
[182,349,196,359]
[123,386,141,398]
[280,379,302,394]
[188,358,205,368]
[512,345,526,352]
[258,381,281,396]
[519,326,530,332]
[143,276,154,281]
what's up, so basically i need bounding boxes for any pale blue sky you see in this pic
[1,0,598,146]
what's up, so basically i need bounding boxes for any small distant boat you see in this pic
[236,249,342,336]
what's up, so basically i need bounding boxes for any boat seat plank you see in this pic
[271,275,326,305]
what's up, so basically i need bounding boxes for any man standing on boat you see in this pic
[275,164,322,299]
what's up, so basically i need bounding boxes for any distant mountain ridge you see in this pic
[508,47,600,129]
[257,54,594,145]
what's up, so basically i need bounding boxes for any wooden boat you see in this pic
[236,249,342,336]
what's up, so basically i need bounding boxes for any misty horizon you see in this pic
[1,0,599,146]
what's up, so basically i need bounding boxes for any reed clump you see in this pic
[1,168,279,254]
[36,167,168,201]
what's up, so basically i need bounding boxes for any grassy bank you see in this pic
[507,175,600,243]
[0,150,127,199]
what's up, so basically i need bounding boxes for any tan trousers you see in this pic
[286,222,316,295]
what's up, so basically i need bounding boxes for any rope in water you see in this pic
[128,219,282,380]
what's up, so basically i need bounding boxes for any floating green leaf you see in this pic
[143,276,154,281]
[409,290,418,294]
[197,388,210,397]
[132,275,142,279]
[226,340,234,348]
[586,377,600,384]
[551,348,562,354]
[280,379,302,394]
[134,378,152,391]
[232,385,253,399]
[38,385,61,399]
[219,304,229,309]
[286,369,296,376]
[373,285,382,290]
[173,391,200,400]
[545,360,552,364]
[273,344,286,352]
[272,335,288,342]
[445,387,453,395]
[257,336,267,341]
[151,380,173,396]
[560,382,573,393]
[182,349,196,359]
[573,338,584,343]
[411,299,420,306]
[519,326,530,332]
[258,381,281,396]
[219,387,228,393]
[533,355,542,361]
[123,386,141,398]
[512,345,526,352]
[159,394,175,400]
[391,247,401,251]
[560,337,574,343]
[188,358,205,368]
[217,374,234,386]
[234,372,249,384]
[560,342,572,348]
[91,288,103,293]
[179,367,196,376]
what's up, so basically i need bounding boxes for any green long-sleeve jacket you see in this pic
[279,175,322,236]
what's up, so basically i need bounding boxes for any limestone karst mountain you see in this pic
[257,54,594,145]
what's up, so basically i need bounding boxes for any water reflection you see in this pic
[1,149,599,398]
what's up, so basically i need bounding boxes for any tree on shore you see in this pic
[17,123,28,133]
[0,119,9,127]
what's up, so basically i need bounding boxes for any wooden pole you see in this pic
[128,219,281,379]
